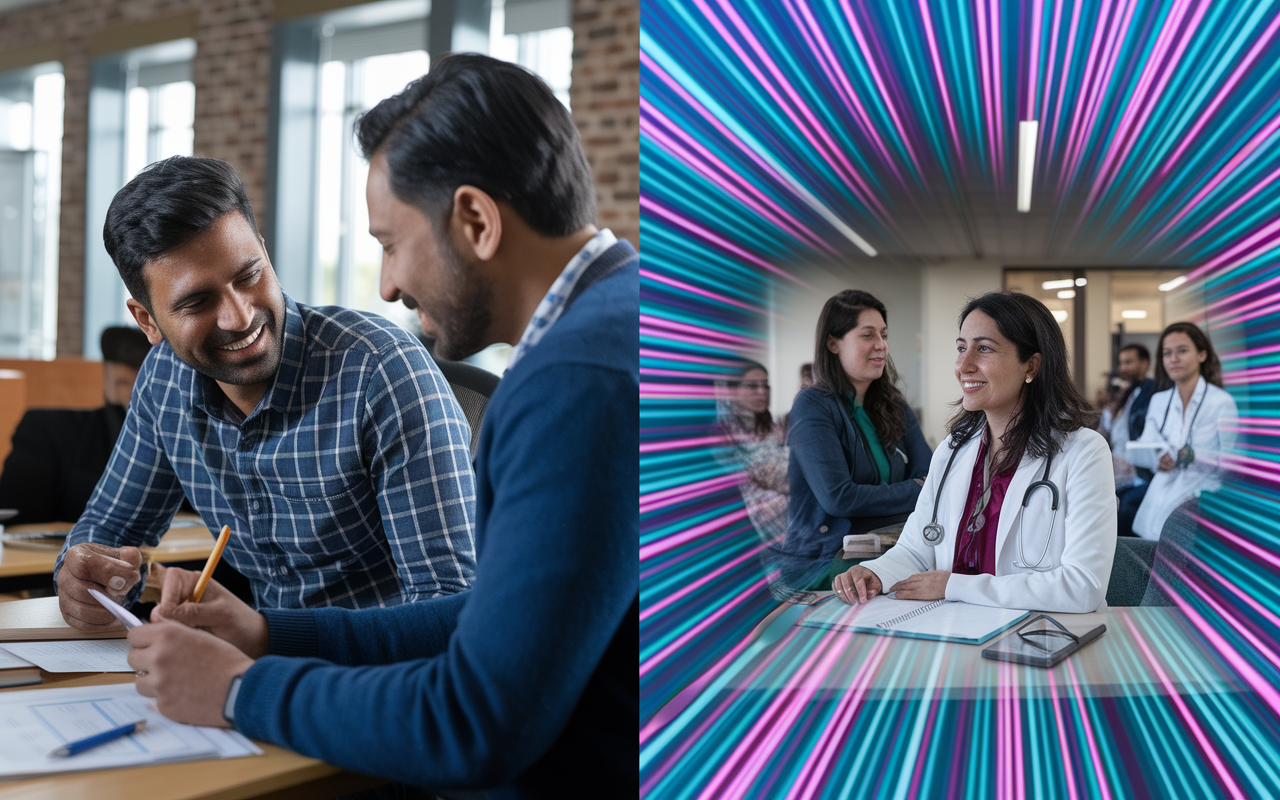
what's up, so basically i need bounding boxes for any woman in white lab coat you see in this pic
[1128,322,1236,540]
[833,291,1117,613]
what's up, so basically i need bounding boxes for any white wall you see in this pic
[920,262,1003,447]
[770,262,923,419]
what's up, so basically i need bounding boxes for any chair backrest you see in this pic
[1106,536,1158,607]
[1140,498,1201,606]
[434,358,500,465]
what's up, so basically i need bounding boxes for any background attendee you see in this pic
[1128,322,1237,540]
[836,291,1116,614]
[125,54,636,797]
[783,290,930,592]
[716,360,789,545]
[1105,344,1158,535]
[54,156,477,629]
[0,326,151,525]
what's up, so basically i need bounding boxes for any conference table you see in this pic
[641,596,1255,799]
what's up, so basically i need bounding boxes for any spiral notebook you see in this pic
[798,595,1030,645]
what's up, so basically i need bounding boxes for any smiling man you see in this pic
[54,156,477,627]
[125,55,637,798]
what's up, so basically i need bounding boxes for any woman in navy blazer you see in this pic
[780,290,930,591]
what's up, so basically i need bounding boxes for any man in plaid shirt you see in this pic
[54,156,477,629]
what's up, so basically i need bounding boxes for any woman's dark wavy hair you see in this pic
[947,291,1096,474]
[811,290,907,449]
[1154,321,1222,390]
[725,360,773,437]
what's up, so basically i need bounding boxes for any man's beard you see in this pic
[403,239,494,362]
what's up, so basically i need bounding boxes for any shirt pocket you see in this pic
[261,476,379,563]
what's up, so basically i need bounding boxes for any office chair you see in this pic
[1140,498,1201,607]
[434,358,500,465]
[1106,536,1158,607]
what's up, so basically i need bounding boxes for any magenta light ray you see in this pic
[639,435,730,455]
[695,0,889,223]
[903,649,953,800]
[783,0,912,189]
[639,507,752,562]
[974,0,999,185]
[1046,0,1086,177]
[639,268,769,314]
[837,0,926,176]
[1209,293,1280,328]
[1120,610,1250,800]
[1035,0,1063,170]
[1189,512,1280,573]
[1158,161,1280,259]
[1187,214,1280,281]
[641,108,837,253]
[1045,668,1082,800]
[638,313,757,345]
[917,0,967,170]
[639,472,747,515]
[1026,0,1044,119]
[1055,0,1118,198]
[640,543,767,623]
[1183,569,1280,678]
[638,348,756,366]
[789,636,895,800]
[989,0,1005,187]
[638,575,767,679]
[640,197,808,286]
[1161,2,1280,175]
[1063,658,1116,800]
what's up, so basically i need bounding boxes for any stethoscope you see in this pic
[920,435,1060,571]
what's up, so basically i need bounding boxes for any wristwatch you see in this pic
[223,674,244,726]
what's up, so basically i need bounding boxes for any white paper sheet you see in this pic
[0,640,134,673]
[0,682,261,778]
[0,647,35,670]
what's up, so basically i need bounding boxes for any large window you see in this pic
[0,62,62,359]
[83,39,195,358]
[492,0,573,107]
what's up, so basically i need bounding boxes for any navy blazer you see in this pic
[783,387,930,563]
[1127,378,1157,440]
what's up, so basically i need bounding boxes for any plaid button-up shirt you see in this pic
[56,295,477,610]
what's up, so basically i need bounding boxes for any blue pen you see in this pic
[48,719,147,758]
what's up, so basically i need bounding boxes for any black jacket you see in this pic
[0,405,126,525]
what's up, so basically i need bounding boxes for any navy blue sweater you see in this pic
[234,243,639,797]
[784,387,930,564]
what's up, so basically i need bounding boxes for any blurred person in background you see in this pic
[716,360,789,548]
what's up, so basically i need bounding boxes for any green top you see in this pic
[845,394,891,485]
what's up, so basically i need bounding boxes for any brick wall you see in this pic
[571,0,639,249]
[0,0,639,355]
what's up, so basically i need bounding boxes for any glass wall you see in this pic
[0,62,63,359]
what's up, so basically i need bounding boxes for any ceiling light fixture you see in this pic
[1052,309,1069,322]
[1158,275,1188,292]
[1017,120,1039,213]
[1121,310,1148,319]
[1041,279,1074,290]
[1075,278,1087,286]
[1057,289,1076,299]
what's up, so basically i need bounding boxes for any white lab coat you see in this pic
[1128,377,1237,540]
[861,427,1117,613]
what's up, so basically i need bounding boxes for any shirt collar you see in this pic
[507,229,617,371]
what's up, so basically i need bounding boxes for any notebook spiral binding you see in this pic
[876,599,956,629]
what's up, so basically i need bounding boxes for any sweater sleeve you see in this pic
[234,360,637,788]
[788,390,921,518]
[261,591,470,660]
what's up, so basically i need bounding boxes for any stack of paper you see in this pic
[0,683,261,778]
[0,648,41,689]
[0,640,134,673]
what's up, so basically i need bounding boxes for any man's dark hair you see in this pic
[1120,343,1151,363]
[103,156,260,308]
[99,326,152,370]
[354,53,596,236]
[947,291,1097,475]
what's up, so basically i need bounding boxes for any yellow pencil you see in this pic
[190,525,231,603]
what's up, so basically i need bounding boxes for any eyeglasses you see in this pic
[1015,614,1078,653]
[738,381,770,391]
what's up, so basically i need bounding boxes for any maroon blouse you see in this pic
[953,438,1018,575]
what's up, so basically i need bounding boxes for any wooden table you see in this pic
[0,519,216,581]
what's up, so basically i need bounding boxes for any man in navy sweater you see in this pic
[126,54,637,797]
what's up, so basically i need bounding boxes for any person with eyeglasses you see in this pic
[1127,322,1237,540]
[716,361,789,546]
[780,290,931,593]
[834,291,1117,614]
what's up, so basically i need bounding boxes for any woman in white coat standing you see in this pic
[1128,322,1236,540]
[833,291,1117,613]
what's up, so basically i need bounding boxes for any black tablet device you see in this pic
[981,614,1107,668]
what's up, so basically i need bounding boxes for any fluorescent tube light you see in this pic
[1158,275,1188,292]
[1052,309,1069,322]
[1041,279,1074,290]
[1075,278,1087,286]
[1121,310,1148,319]
[1017,120,1039,212]
[1057,290,1076,299]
